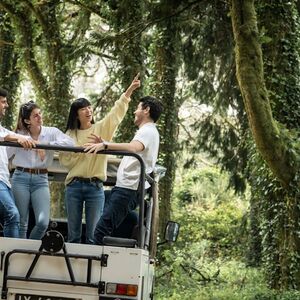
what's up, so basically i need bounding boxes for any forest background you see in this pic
[0,0,299,299]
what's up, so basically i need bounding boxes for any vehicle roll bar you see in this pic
[0,142,146,248]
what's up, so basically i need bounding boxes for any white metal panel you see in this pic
[0,238,153,300]
[0,238,104,299]
[100,246,150,299]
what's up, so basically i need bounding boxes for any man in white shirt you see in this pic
[0,88,36,237]
[84,96,163,245]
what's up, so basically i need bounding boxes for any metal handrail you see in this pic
[1,247,107,299]
[0,141,146,248]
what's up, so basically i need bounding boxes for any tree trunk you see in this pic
[22,1,72,130]
[0,1,74,130]
[258,1,300,130]
[231,0,300,289]
[230,0,298,188]
[151,0,181,237]
[0,12,20,130]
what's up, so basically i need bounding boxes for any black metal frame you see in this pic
[0,142,147,299]
[1,247,108,299]
[0,141,146,248]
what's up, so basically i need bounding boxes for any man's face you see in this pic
[0,96,8,119]
[134,102,146,126]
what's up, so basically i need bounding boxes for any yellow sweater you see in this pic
[59,93,130,185]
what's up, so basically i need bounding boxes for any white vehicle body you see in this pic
[0,238,154,300]
[0,143,170,300]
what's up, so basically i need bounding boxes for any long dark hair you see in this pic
[16,101,40,133]
[65,98,94,131]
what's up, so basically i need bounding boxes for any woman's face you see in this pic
[26,108,43,127]
[77,105,93,126]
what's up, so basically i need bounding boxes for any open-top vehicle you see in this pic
[0,142,178,300]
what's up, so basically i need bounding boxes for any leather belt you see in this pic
[73,177,102,183]
[16,167,48,174]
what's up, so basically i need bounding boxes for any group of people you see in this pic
[0,74,163,245]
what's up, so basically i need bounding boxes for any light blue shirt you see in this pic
[7,126,74,169]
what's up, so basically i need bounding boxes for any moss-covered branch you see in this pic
[230,0,297,187]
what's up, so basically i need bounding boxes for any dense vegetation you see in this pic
[0,0,299,297]
[155,163,300,299]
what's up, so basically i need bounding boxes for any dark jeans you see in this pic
[94,186,138,245]
[0,181,20,238]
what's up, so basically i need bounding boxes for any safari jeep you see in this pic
[0,142,179,300]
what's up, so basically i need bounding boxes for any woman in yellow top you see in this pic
[59,75,140,244]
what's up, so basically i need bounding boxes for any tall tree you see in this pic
[149,0,182,235]
[0,12,19,129]
[0,1,97,218]
[0,1,92,129]
[249,0,300,286]
[100,0,145,141]
[230,0,300,289]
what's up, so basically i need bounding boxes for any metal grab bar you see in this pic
[0,141,146,249]
[1,247,107,299]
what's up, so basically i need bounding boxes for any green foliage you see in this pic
[155,258,300,299]
[171,167,248,260]
[245,0,300,289]
[179,0,249,193]
[248,143,300,289]
[175,167,239,206]
[154,165,299,298]
[173,201,246,258]
[0,0,299,292]
[258,0,300,130]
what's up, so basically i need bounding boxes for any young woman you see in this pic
[59,75,140,244]
[8,101,74,240]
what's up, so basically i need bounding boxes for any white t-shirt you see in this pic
[0,126,14,188]
[116,122,159,190]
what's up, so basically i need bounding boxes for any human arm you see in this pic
[124,73,141,99]
[83,140,144,154]
[3,133,36,149]
[47,127,75,146]
[94,73,141,141]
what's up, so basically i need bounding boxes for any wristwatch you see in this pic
[103,141,108,150]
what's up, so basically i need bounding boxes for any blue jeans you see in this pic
[104,190,139,239]
[94,186,138,245]
[0,181,20,238]
[12,169,50,240]
[65,179,104,244]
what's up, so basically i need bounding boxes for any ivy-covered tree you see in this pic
[0,1,93,129]
[149,0,182,235]
[231,0,300,289]
[102,0,145,141]
[0,12,19,129]
[246,0,300,287]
